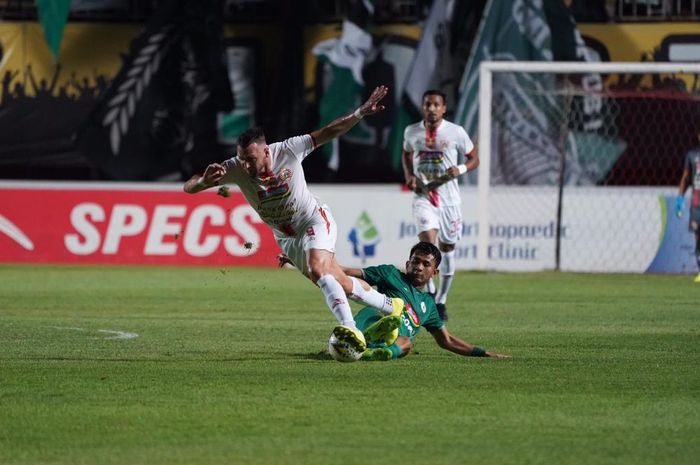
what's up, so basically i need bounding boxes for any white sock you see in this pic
[317,275,356,328]
[427,277,436,295]
[348,277,394,315]
[436,250,456,305]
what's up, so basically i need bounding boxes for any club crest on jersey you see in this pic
[278,168,293,182]
[257,183,291,203]
[418,151,444,164]
[406,304,421,326]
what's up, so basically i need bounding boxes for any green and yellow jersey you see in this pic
[359,264,444,340]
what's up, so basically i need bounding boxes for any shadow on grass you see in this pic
[291,350,333,361]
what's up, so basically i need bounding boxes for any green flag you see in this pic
[35,0,71,59]
[454,0,624,185]
[388,0,453,172]
[312,1,374,171]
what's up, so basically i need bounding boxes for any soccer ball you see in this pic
[328,332,363,362]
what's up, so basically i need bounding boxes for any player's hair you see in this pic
[410,242,442,267]
[422,89,446,105]
[237,127,267,148]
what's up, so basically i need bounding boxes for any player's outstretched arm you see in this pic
[183,163,226,193]
[402,150,419,192]
[310,85,388,147]
[339,265,364,279]
[429,327,511,359]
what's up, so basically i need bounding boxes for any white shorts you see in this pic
[412,197,462,245]
[276,204,337,276]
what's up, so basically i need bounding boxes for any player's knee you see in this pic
[439,242,455,252]
[307,259,331,282]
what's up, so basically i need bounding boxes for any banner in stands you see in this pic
[0,13,246,180]
[1,183,696,274]
[579,22,700,64]
[0,22,135,176]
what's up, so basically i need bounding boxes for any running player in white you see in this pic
[401,89,479,321]
[184,85,403,353]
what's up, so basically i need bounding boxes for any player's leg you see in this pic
[414,197,440,295]
[434,206,462,321]
[691,210,700,282]
[308,205,403,316]
[694,227,700,282]
[306,247,368,351]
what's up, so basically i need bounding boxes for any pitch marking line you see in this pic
[49,326,139,340]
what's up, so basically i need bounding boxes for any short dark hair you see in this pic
[237,127,266,148]
[410,241,442,267]
[422,89,446,104]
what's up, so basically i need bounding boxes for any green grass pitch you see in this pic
[1,264,698,465]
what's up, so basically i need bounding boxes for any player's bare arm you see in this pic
[444,147,479,180]
[402,150,418,192]
[429,327,511,359]
[339,265,364,279]
[310,85,389,147]
[183,163,226,193]
[678,166,690,195]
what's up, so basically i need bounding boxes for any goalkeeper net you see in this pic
[475,62,700,273]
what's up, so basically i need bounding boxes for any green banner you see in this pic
[454,0,624,185]
[35,0,71,59]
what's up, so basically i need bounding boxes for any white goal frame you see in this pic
[476,61,700,270]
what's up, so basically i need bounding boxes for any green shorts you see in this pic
[354,307,384,333]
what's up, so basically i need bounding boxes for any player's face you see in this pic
[237,142,269,177]
[405,252,438,288]
[422,94,446,126]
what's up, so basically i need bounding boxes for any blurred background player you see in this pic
[401,90,479,321]
[341,242,510,361]
[676,127,700,282]
[184,85,403,353]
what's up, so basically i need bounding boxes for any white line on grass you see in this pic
[48,326,139,340]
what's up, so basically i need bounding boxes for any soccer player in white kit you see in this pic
[184,85,403,354]
[401,90,479,321]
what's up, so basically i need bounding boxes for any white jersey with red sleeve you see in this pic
[220,134,321,238]
[403,119,474,206]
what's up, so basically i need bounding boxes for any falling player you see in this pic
[184,85,403,353]
[401,89,479,321]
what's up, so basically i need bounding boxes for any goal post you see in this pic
[476,61,700,272]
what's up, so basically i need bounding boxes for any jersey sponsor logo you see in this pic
[406,304,421,326]
[400,314,416,336]
[0,214,34,251]
[418,151,444,164]
[257,183,291,204]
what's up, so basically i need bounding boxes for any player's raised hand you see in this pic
[203,163,226,187]
[277,253,294,268]
[358,85,389,116]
